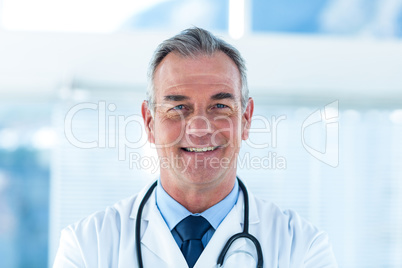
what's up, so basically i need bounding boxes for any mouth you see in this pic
[182,146,219,152]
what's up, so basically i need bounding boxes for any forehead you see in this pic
[153,52,241,98]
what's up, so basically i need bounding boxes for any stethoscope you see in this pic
[135,177,264,268]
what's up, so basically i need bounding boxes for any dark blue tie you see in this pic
[175,215,211,268]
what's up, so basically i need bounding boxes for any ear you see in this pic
[141,101,155,144]
[241,97,254,140]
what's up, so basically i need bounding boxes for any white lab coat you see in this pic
[53,181,338,267]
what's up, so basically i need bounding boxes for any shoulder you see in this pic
[253,195,319,235]
[251,196,338,267]
[54,194,141,267]
[68,194,139,237]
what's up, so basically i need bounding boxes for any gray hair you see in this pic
[146,27,248,114]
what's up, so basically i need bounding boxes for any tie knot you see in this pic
[175,215,211,241]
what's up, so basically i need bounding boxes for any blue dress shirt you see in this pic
[155,179,239,248]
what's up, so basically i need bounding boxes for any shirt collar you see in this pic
[155,178,239,230]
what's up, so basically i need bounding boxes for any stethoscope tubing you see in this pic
[135,178,263,268]
[217,178,263,268]
[135,181,157,268]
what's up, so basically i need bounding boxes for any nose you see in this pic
[186,115,213,137]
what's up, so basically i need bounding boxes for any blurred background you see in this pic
[0,0,401,267]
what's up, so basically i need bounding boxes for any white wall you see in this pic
[1,29,401,104]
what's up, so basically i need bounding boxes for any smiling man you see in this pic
[143,49,251,214]
[53,27,337,268]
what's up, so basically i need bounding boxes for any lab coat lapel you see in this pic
[195,204,243,267]
[195,183,260,268]
[141,202,188,267]
[130,181,187,267]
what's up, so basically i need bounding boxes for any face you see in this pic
[142,52,253,189]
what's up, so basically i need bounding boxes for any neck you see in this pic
[160,174,236,213]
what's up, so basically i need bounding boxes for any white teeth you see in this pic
[185,146,217,152]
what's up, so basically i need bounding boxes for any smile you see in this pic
[183,146,218,152]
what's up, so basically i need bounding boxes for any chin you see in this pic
[181,167,226,185]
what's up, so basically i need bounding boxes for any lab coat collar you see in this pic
[130,180,188,266]
[129,178,260,224]
[129,179,156,220]
[236,178,260,226]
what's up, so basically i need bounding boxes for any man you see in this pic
[54,27,337,267]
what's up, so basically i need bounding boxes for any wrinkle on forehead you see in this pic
[163,81,237,93]
[153,52,242,96]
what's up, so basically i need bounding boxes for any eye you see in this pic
[173,105,185,110]
[215,103,228,109]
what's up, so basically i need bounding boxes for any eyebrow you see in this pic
[163,95,189,101]
[163,92,234,102]
[210,92,235,101]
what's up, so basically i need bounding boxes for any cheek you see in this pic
[214,118,242,139]
[155,119,185,144]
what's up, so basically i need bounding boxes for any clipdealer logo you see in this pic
[63,100,339,169]
[301,100,339,167]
